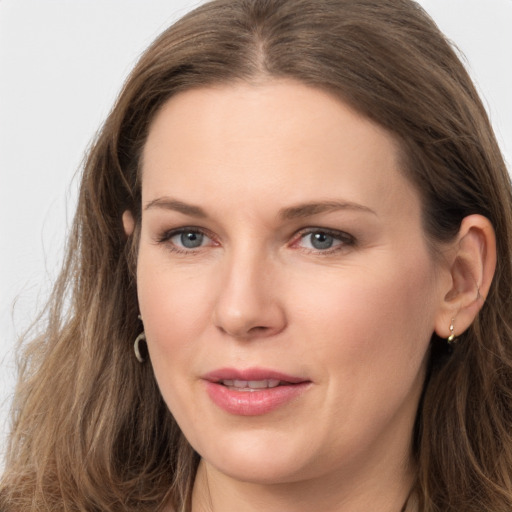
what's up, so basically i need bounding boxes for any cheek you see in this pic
[136,260,217,441]
[281,254,436,464]
[292,250,437,398]
[136,251,215,375]
[297,258,434,340]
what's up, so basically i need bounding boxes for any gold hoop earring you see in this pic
[134,332,147,363]
[447,319,456,344]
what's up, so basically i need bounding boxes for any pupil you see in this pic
[311,232,333,250]
[181,231,203,248]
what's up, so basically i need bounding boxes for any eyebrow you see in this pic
[144,197,376,219]
[144,197,207,217]
[279,200,377,220]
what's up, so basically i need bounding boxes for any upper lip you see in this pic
[203,367,309,384]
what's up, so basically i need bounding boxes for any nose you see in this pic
[212,250,287,340]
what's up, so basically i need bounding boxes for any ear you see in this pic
[122,210,135,236]
[434,215,496,339]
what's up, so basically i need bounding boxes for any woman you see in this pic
[1,0,511,511]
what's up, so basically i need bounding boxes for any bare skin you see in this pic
[124,80,495,512]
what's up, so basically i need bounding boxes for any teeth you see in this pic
[221,379,281,390]
[248,379,280,389]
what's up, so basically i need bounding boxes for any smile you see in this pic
[220,379,281,390]
[203,368,311,416]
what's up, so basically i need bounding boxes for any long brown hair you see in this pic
[2,1,512,511]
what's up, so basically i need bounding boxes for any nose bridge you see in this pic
[213,239,286,339]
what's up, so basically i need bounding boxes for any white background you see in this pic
[1,0,511,461]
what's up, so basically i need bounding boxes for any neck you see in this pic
[191,456,416,512]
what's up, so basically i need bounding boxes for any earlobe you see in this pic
[434,215,496,339]
[122,210,135,236]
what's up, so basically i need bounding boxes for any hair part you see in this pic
[2,1,512,511]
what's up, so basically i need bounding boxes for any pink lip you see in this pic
[203,367,308,384]
[202,367,312,416]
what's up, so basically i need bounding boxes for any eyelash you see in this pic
[156,227,356,255]
[156,226,217,254]
[292,228,356,254]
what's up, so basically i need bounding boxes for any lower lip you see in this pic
[204,381,311,416]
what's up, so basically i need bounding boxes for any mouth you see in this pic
[218,378,282,390]
[202,368,311,416]
[204,368,309,387]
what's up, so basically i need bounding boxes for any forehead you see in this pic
[141,80,419,222]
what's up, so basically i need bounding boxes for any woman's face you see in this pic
[134,81,449,485]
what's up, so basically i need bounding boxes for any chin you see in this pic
[193,428,321,485]
[209,456,308,485]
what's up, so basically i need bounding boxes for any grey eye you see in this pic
[297,229,354,252]
[173,231,205,249]
[309,232,334,250]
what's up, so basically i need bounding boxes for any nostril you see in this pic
[249,326,269,332]
[216,322,282,340]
